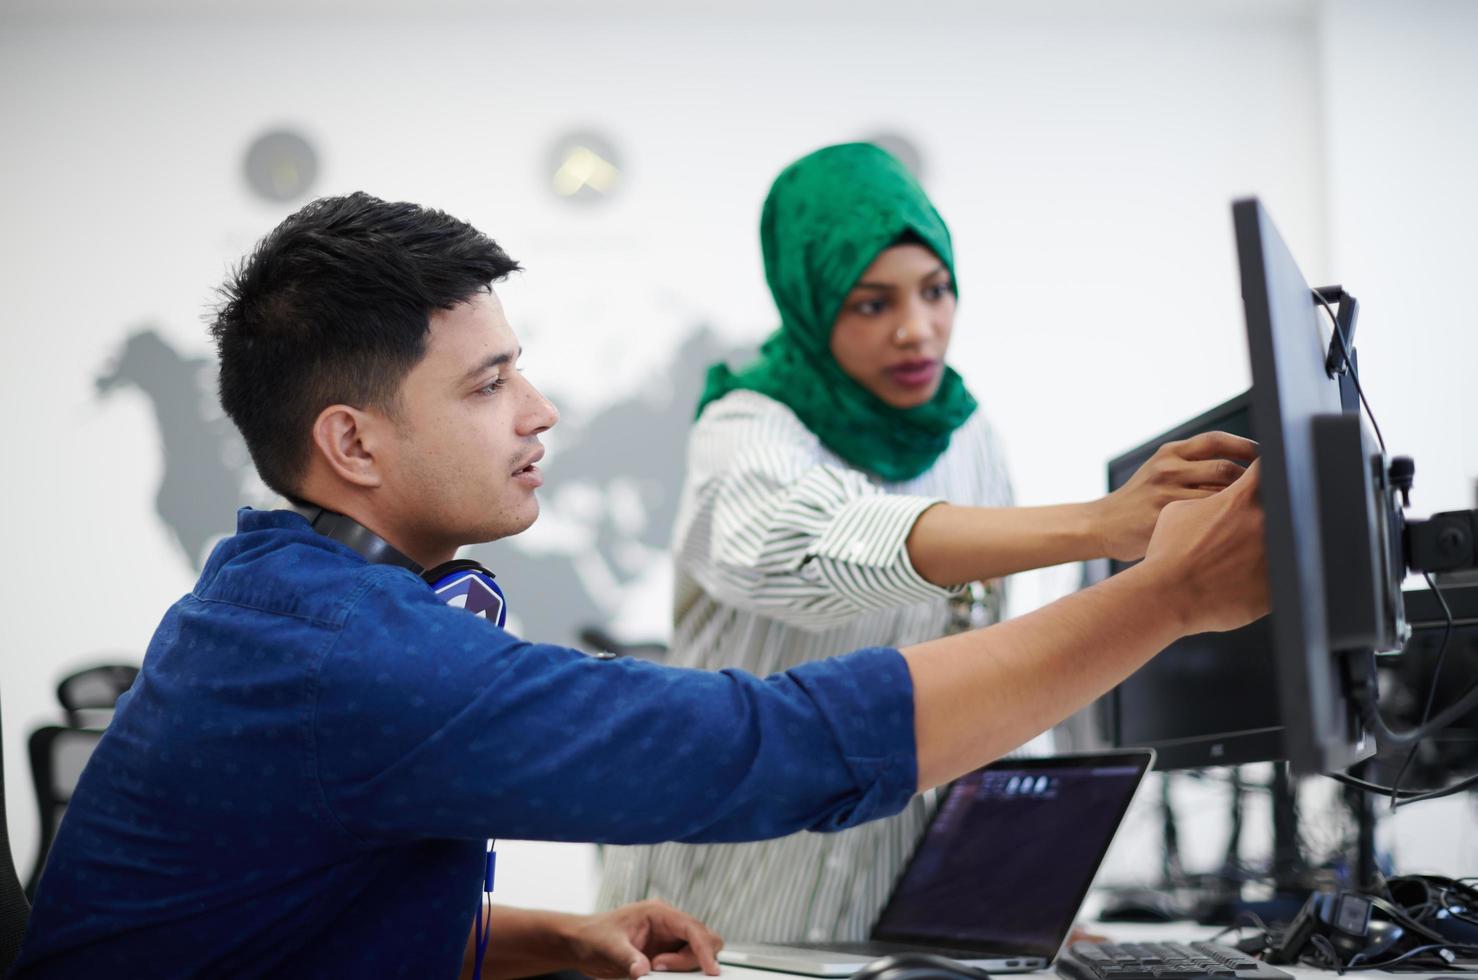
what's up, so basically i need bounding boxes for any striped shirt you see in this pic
[597,389,1014,942]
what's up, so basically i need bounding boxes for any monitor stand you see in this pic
[1098,767,1315,928]
[1190,764,1311,927]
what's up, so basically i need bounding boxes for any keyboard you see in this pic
[1056,942,1294,980]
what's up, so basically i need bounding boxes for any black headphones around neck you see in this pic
[300,507,508,628]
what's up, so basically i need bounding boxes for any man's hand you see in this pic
[565,899,723,978]
[1141,459,1268,634]
[1091,431,1259,562]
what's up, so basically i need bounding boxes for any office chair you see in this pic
[25,725,104,900]
[576,625,668,662]
[1,694,33,973]
[56,662,138,728]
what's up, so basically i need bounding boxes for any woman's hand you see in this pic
[1091,431,1258,562]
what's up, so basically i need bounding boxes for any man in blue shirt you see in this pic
[13,193,1267,978]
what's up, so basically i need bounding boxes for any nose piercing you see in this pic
[894,327,908,342]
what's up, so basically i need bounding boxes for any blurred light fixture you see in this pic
[547,130,623,204]
[243,129,319,203]
[860,130,926,183]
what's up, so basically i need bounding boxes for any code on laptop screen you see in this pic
[872,758,1147,958]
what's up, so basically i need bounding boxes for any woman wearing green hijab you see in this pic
[597,143,1254,942]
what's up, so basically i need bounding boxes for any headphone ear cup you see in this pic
[1369,895,1452,947]
[423,560,507,628]
[1384,878,1428,911]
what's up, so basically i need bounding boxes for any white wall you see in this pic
[1319,0,1478,522]
[1314,0,1478,879]
[1,0,1474,912]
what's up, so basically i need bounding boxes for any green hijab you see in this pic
[697,142,977,482]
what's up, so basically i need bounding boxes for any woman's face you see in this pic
[828,243,956,409]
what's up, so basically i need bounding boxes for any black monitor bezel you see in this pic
[1235,197,1374,774]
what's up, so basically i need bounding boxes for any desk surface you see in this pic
[708,922,1461,980]
[711,966,1460,980]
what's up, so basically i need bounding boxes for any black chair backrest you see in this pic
[1,696,34,973]
[25,726,105,901]
[56,663,138,728]
[576,625,669,662]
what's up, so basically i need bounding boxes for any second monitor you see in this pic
[1097,391,1283,771]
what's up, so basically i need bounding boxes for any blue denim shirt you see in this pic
[14,509,917,977]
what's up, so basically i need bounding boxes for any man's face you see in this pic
[376,290,559,559]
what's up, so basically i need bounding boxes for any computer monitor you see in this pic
[1098,391,1285,770]
[1236,197,1407,773]
[1095,198,1405,775]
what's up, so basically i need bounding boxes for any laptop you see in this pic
[717,750,1155,976]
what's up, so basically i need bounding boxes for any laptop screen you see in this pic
[871,751,1153,959]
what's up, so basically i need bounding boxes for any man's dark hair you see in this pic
[211,191,520,501]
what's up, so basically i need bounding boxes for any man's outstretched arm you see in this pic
[319,465,1264,846]
[907,461,1266,790]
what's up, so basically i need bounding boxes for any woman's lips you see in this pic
[886,359,940,388]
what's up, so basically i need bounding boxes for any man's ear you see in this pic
[310,404,385,490]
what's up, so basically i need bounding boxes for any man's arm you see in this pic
[905,432,1257,586]
[907,460,1266,789]
[318,463,1263,846]
[460,901,722,980]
